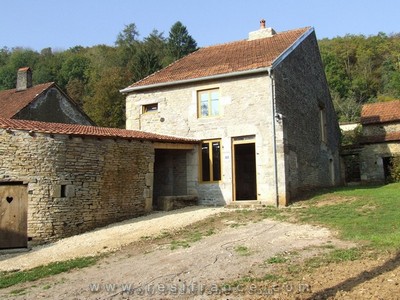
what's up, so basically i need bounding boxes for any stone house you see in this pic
[0,67,94,125]
[0,117,197,248]
[355,100,400,183]
[121,20,341,207]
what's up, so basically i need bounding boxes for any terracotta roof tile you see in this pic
[0,82,55,118]
[0,117,198,143]
[126,27,311,89]
[361,100,400,124]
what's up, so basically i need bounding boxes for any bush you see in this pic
[391,156,400,182]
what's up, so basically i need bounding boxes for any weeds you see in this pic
[0,256,99,289]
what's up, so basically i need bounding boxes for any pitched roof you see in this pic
[122,27,312,91]
[0,82,55,118]
[361,100,400,125]
[0,117,198,143]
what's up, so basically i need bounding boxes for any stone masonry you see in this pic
[0,128,154,243]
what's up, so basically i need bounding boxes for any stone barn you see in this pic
[0,117,197,248]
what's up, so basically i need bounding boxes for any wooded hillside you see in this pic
[1,23,399,126]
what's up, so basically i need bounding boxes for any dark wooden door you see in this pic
[0,184,28,249]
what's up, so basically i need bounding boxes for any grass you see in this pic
[289,183,400,250]
[234,245,251,256]
[0,256,99,289]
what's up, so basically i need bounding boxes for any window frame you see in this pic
[142,103,158,114]
[319,107,327,144]
[200,139,222,183]
[197,88,220,118]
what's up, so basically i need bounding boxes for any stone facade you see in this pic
[273,31,341,200]
[359,122,400,183]
[0,128,154,243]
[126,75,278,205]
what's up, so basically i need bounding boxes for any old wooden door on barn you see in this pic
[0,183,28,249]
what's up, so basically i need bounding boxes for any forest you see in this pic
[1,21,399,127]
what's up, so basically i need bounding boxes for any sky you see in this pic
[1,0,399,51]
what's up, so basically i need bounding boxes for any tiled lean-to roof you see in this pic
[0,82,55,118]
[122,27,312,91]
[0,117,198,143]
[361,100,400,125]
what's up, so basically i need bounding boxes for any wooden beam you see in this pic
[153,142,196,150]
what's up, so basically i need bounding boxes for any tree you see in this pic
[115,23,139,48]
[83,67,128,128]
[165,21,197,64]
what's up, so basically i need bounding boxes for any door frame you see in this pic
[232,136,257,201]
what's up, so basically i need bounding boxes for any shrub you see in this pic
[390,156,400,182]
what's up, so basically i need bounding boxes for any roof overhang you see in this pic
[120,67,271,93]
[270,27,314,69]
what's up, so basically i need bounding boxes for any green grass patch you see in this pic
[290,183,400,250]
[234,245,251,256]
[0,256,99,289]
[169,228,217,250]
[266,255,289,264]
[223,273,283,289]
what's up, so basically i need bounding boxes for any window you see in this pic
[142,103,158,113]
[198,89,219,118]
[201,140,221,182]
[319,107,327,143]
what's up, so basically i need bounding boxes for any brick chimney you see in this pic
[16,67,32,91]
[248,19,276,40]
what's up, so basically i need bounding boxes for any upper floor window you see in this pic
[198,89,219,118]
[142,103,158,114]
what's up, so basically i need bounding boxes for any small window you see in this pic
[60,185,67,197]
[142,103,158,113]
[201,140,221,182]
[319,107,327,143]
[198,89,219,118]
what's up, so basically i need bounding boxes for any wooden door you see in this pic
[233,139,257,201]
[0,184,28,249]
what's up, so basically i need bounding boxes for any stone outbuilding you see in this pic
[0,117,197,248]
[0,67,94,125]
[359,100,399,183]
[121,20,341,207]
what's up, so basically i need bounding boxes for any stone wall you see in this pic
[359,142,400,182]
[0,128,154,243]
[363,123,400,136]
[126,75,277,205]
[273,31,341,199]
[359,122,400,182]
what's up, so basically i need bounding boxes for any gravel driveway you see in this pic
[0,206,225,272]
[0,206,351,299]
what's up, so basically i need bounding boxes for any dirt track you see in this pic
[0,207,353,299]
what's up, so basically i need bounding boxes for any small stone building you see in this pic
[0,117,196,248]
[359,100,400,183]
[0,67,94,125]
[121,20,341,207]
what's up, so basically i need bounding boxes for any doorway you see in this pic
[233,140,257,201]
[382,156,393,183]
[0,182,28,249]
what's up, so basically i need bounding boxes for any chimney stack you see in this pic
[248,19,276,40]
[16,67,32,91]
